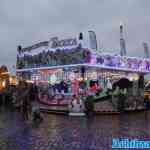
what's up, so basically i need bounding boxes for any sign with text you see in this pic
[50,37,77,48]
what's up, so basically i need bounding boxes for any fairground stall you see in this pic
[0,65,10,91]
[16,33,150,111]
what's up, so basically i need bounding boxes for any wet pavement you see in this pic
[0,108,150,150]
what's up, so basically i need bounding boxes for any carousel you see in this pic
[16,33,150,113]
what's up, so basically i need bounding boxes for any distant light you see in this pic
[9,77,12,83]
[1,72,10,75]
[2,81,6,87]
[26,80,34,83]
[78,77,83,81]
[128,73,139,81]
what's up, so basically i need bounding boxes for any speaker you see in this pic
[17,45,22,53]
[79,32,83,40]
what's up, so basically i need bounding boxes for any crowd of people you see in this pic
[0,76,147,119]
[0,79,102,117]
[0,81,42,122]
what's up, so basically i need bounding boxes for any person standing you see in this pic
[21,82,30,121]
[0,91,3,110]
[69,95,84,114]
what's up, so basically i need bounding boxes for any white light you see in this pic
[129,76,133,81]
[78,77,83,81]
[50,74,57,84]
[128,73,139,81]
[26,80,34,83]
[90,72,97,80]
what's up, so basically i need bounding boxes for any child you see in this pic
[71,95,83,113]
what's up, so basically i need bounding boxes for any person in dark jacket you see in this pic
[144,95,150,110]
[21,82,30,120]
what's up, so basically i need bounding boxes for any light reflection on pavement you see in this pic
[0,108,150,150]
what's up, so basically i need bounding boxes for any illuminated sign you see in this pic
[50,37,77,48]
